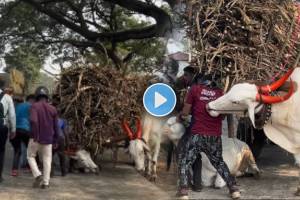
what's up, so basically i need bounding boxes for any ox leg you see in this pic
[112,146,118,168]
[68,158,76,173]
[238,148,260,179]
[144,150,152,178]
[295,169,300,196]
[214,173,226,189]
[145,157,151,178]
[245,149,261,179]
[149,144,160,182]
[294,154,300,196]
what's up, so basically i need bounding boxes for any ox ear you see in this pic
[247,101,258,128]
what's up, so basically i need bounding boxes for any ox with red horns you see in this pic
[122,118,142,140]
[122,113,174,181]
[207,68,295,128]
[122,117,151,173]
[207,68,300,196]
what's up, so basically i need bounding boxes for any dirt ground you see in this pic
[1,142,300,199]
[0,145,169,200]
[156,143,300,199]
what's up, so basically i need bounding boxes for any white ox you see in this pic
[124,114,260,184]
[207,67,300,195]
[123,113,172,181]
[68,149,100,174]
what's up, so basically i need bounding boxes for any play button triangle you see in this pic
[143,83,177,117]
[154,92,167,108]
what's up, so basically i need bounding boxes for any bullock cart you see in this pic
[185,0,300,88]
[185,0,300,157]
[54,65,153,158]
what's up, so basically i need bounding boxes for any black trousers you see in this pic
[0,126,8,177]
[10,129,30,170]
[177,131,202,189]
[178,134,235,190]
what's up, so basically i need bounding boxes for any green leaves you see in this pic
[0,0,169,72]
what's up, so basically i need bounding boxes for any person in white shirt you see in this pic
[0,81,16,183]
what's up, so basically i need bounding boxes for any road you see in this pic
[157,144,300,199]
[0,144,169,200]
[1,142,300,199]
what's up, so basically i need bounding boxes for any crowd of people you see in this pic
[0,80,68,189]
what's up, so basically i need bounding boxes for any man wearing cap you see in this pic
[176,74,241,200]
[27,86,59,189]
[0,80,16,183]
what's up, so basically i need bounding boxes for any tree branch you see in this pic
[21,0,172,42]
[21,0,99,40]
[105,0,172,41]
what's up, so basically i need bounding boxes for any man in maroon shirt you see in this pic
[176,74,240,200]
[27,86,59,189]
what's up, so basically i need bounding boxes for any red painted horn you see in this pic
[259,68,294,93]
[122,119,134,140]
[256,80,294,104]
[135,118,142,139]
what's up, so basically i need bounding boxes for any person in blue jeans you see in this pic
[10,94,35,176]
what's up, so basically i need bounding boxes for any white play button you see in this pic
[154,92,167,108]
[143,83,177,117]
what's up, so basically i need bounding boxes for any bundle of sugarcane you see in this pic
[55,66,152,155]
[185,0,300,87]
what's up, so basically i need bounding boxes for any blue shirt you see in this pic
[58,118,67,138]
[16,102,31,132]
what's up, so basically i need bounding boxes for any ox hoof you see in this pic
[253,171,261,179]
[149,175,157,182]
[143,172,150,178]
[295,188,300,196]
[95,168,100,175]
[213,186,222,189]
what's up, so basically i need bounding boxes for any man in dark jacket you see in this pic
[27,86,59,189]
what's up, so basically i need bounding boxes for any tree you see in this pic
[0,0,177,69]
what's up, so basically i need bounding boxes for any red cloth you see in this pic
[30,101,59,144]
[186,85,223,136]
